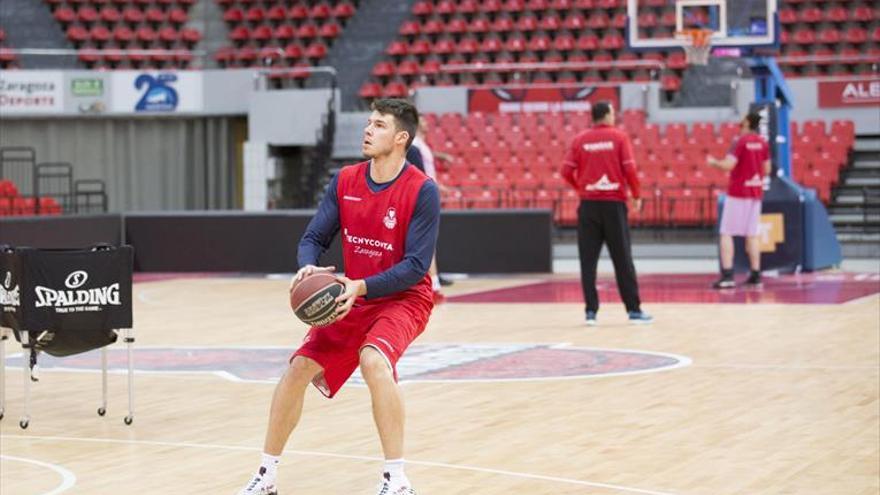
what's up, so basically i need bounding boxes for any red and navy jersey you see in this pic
[727,133,770,199]
[561,124,641,202]
[298,161,438,307]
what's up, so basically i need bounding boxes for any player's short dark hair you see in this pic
[592,101,613,122]
[745,112,762,131]
[371,98,419,149]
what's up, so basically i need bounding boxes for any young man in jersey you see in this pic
[707,112,772,289]
[562,101,653,327]
[237,98,439,495]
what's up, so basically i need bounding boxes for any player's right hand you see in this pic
[290,264,336,291]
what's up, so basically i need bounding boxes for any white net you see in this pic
[678,29,714,65]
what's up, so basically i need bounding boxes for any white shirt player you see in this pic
[411,135,436,180]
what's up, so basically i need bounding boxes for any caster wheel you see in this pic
[124,415,133,425]
[1,410,4,421]
[98,407,106,416]
[19,419,28,429]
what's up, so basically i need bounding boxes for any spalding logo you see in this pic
[65,270,89,289]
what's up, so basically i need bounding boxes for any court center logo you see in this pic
[11,344,691,384]
[383,207,397,229]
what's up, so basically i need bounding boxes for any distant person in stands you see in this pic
[707,112,771,289]
[411,118,455,300]
[561,101,653,327]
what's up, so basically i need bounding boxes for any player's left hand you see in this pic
[631,198,643,213]
[334,276,366,321]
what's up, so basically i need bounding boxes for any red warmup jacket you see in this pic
[561,123,641,202]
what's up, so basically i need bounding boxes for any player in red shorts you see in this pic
[237,99,439,495]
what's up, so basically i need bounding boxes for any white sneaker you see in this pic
[237,469,278,495]
[375,472,417,495]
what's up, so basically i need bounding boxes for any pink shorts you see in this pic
[292,296,432,398]
[719,196,762,237]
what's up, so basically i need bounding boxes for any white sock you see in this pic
[384,458,407,483]
[259,453,280,486]
[431,276,441,292]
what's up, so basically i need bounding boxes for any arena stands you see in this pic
[427,110,856,227]
[44,0,202,69]
[361,0,879,99]
[214,0,357,82]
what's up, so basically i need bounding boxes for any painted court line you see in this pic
[0,454,77,495]
[1,434,679,495]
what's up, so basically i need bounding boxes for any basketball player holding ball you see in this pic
[237,99,439,495]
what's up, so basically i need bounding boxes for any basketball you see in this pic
[289,272,345,326]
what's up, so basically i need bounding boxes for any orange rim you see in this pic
[677,29,714,48]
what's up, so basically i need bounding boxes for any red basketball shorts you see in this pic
[292,296,432,398]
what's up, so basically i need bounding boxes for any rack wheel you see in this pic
[1,409,4,420]
[19,419,28,429]
[124,415,133,425]
[98,407,106,416]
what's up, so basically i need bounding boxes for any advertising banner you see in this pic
[111,71,203,113]
[67,73,111,114]
[0,71,64,115]
[468,85,619,113]
[818,78,880,108]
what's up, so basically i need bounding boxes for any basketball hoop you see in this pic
[677,28,714,66]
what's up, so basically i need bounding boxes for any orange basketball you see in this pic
[289,272,344,326]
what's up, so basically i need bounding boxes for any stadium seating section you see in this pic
[0,179,62,216]
[45,0,202,69]
[361,0,880,99]
[214,0,357,82]
[427,110,854,226]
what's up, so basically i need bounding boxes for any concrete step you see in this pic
[842,177,880,186]
[831,213,880,224]
[851,160,880,170]
[854,138,880,153]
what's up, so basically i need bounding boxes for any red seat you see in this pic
[168,8,188,26]
[78,6,99,24]
[223,7,244,23]
[333,2,356,19]
[54,6,77,24]
[305,41,327,59]
[66,25,90,44]
[91,25,112,44]
[266,5,287,23]
[122,7,144,24]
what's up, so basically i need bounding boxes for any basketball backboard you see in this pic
[627,0,778,50]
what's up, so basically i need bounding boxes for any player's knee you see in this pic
[287,356,320,383]
[359,347,391,381]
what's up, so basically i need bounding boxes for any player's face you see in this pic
[363,111,407,158]
[606,105,616,126]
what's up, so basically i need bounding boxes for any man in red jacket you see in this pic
[562,101,653,326]
[707,112,772,289]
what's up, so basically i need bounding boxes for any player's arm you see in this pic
[561,137,580,189]
[619,134,642,211]
[293,176,340,287]
[708,154,737,171]
[335,181,440,318]
[708,137,739,171]
[763,159,772,176]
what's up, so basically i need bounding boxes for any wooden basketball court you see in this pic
[1,273,878,494]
